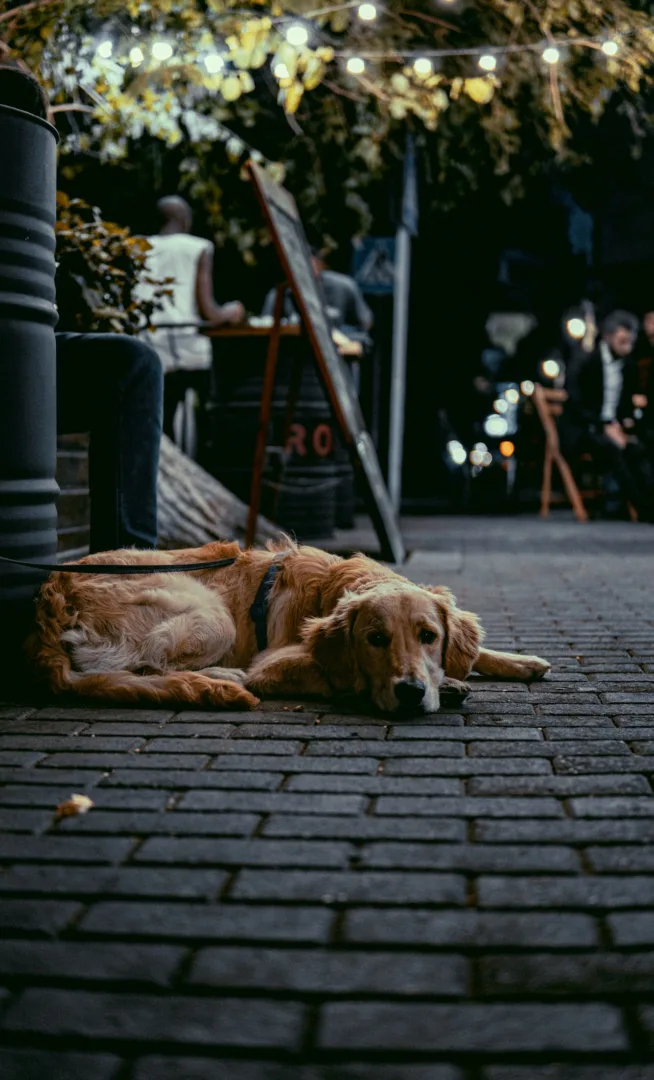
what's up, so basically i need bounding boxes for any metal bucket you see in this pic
[0,104,59,658]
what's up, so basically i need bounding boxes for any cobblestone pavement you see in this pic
[1,516,654,1079]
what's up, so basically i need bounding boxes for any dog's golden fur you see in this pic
[26,539,550,713]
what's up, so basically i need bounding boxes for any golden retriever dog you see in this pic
[27,539,550,714]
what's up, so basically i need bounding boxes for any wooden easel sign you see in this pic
[247,161,405,565]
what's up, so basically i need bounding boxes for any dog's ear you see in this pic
[422,585,484,680]
[301,594,363,693]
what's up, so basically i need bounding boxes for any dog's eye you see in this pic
[367,631,390,648]
[420,629,437,645]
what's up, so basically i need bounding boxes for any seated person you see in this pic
[139,196,244,441]
[1,63,163,552]
[563,309,653,520]
[262,246,373,346]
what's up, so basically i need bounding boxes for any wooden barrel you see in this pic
[202,337,342,539]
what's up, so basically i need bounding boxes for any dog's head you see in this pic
[302,581,482,714]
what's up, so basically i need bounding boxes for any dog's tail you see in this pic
[24,578,259,710]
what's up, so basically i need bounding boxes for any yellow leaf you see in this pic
[316,47,334,63]
[464,77,495,105]
[239,71,255,93]
[390,98,408,119]
[285,80,304,114]
[221,76,242,102]
[303,55,325,91]
[391,73,410,94]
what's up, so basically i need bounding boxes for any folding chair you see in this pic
[532,384,591,522]
[533,384,638,522]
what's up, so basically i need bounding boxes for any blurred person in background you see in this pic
[563,309,654,520]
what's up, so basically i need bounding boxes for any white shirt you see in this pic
[599,340,624,422]
[138,233,214,372]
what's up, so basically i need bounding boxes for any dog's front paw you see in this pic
[440,676,470,698]
[518,655,551,680]
[200,667,247,685]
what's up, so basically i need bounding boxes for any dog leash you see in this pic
[0,553,238,575]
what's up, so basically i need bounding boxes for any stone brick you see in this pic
[586,846,654,871]
[475,818,654,844]
[479,952,654,997]
[0,865,228,899]
[40,752,211,769]
[0,899,81,935]
[31,707,174,721]
[570,797,654,817]
[2,988,305,1049]
[188,945,467,995]
[0,835,135,863]
[79,901,333,942]
[346,909,598,947]
[555,755,654,774]
[318,1002,626,1051]
[135,837,352,867]
[478,875,654,909]
[609,912,654,945]
[359,843,579,872]
[211,754,380,774]
[305,739,464,757]
[56,811,259,837]
[0,941,184,985]
[385,758,553,776]
[470,740,628,757]
[374,796,564,817]
[286,774,462,795]
[0,735,144,751]
[232,869,465,904]
[483,1068,654,1080]
[132,1061,462,1080]
[0,1051,122,1080]
[389,725,539,739]
[177,791,364,815]
[467,775,649,796]
[0,807,54,832]
[263,815,466,841]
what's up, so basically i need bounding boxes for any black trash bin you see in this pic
[0,104,59,675]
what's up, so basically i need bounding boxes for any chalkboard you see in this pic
[248,162,405,564]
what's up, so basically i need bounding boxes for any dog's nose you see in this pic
[394,678,426,708]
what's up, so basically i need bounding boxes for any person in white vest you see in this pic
[142,196,244,443]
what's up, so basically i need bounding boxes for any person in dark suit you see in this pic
[563,310,654,520]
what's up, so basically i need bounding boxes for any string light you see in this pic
[413,57,432,75]
[566,316,586,339]
[346,56,366,73]
[286,23,309,46]
[542,46,560,64]
[541,358,561,379]
[204,53,225,73]
[273,61,291,78]
[152,41,173,61]
[96,40,113,59]
[520,380,535,396]
[129,45,144,66]
[478,53,497,72]
[602,39,619,56]
[358,3,377,20]
[505,387,520,404]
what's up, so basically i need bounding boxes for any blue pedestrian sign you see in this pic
[352,237,396,295]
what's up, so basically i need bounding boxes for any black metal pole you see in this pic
[0,104,59,679]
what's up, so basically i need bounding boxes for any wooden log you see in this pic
[157,434,280,549]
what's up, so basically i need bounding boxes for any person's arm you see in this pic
[347,280,373,333]
[195,248,244,326]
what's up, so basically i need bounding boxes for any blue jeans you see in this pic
[56,333,163,551]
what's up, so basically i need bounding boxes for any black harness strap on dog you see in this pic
[249,562,283,652]
[0,553,238,575]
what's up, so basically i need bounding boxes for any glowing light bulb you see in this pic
[520,380,535,396]
[481,451,493,467]
[566,317,586,339]
[447,440,467,465]
[542,46,560,65]
[541,358,561,379]
[484,414,509,437]
[413,57,433,76]
[358,3,377,21]
[129,46,144,66]
[346,57,366,75]
[505,387,520,404]
[286,23,309,47]
[494,398,509,414]
[96,40,113,59]
[273,62,290,79]
[499,440,515,458]
[602,39,619,56]
[152,41,173,61]
[478,53,497,72]
[474,442,488,453]
[204,53,225,74]
[470,449,484,466]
